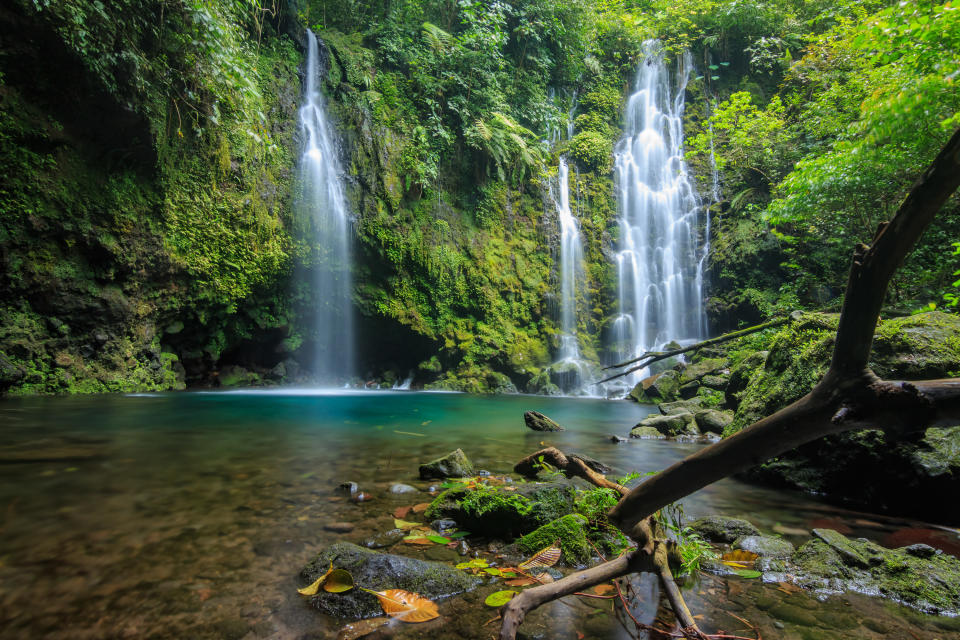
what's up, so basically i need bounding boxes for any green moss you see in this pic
[518,514,591,566]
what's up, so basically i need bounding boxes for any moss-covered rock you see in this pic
[679,357,727,385]
[299,542,481,619]
[633,412,698,437]
[517,514,591,567]
[418,448,474,479]
[628,370,680,403]
[524,411,564,432]
[424,480,576,538]
[791,529,960,615]
[695,409,734,434]
[689,515,760,543]
[629,426,667,439]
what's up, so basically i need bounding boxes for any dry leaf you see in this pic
[298,562,334,595]
[337,617,390,640]
[403,537,434,545]
[721,550,759,568]
[393,506,412,519]
[519,543,561,571]
[366,588,439,622]
[504,576,537,587]
[394,518,422,530]
[591,584,615,595]
[411,503,430,513]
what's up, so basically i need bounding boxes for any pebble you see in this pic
[431,518,457,532]
[457,540,470,556]
[477,470,491,477]
[351,492,373,503]
[323,522,355,533]
[389,483,418,494]
[338,481,359,495]
[362,529,405,549]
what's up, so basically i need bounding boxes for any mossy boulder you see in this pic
[629,426,667,439]
[299,542,481,619]
[517,514,591,566]
[524,411,564,432]
[424,481,577,538]
[695,409,734,434]
[419,448,474,479]
[791,529,960,615]
[689,515,760,543]
[735,535,795,570]
[679,357,727,385]
[659,398,703,415]
[628,370,680,403]
[724,350,768,408]
[633,412,697,437]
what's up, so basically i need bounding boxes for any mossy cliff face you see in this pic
[726,312,960,520]
[0,1,304,394]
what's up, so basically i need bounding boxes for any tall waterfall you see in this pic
[299,30,353,382]
[611,41,707,382]
[554,156,585,365]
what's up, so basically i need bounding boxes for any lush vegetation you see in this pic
[1,0,958,394]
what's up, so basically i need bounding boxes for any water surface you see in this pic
[1,390,957,639]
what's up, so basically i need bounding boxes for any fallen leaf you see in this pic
[426,535,451,544]
[337,616,390,640]
[411,503,430,513]
[394,518,422,530]
[323,569,355,593]
[403,537,434,545]
[446,531,471,539]
[484,590,518,607]
[365,588,440,622]
[393,506,412,519]
[504,576,537,587]
[298,562,334,595]
[456,558,489,571]
[731,569,762,579]
[721,549,759,568]
[519,543,561,571]
[591,584,614,595]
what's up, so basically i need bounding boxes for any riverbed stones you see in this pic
[430,518,457,533]
[689,515,760,543]
[361,529,405,549]
[418,448,474,479]
[300,542,481,619]
[389,483,418,494]
[659,398,703,415]
[734,535,795,559]
[790,528,960,615]
[323,522,355,533]
[633,412,697,437]
[524,410,564,432]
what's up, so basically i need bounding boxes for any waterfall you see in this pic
[299,30,353,382]
[611,41,707,383]
[554,156,585,364]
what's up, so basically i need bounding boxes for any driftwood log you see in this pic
[500,128,960,639]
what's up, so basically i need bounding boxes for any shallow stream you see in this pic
[1,390,958,639]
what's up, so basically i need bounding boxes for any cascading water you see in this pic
[553,156,585,365]
[611,41,707,384]
[299,30,353,382]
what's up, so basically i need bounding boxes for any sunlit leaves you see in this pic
[484,590,518,606]
[364,588,440,622]
[518,543,561,571]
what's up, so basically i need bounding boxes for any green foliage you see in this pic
[569,131,614,172]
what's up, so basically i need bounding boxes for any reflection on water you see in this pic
[0,391,957,639]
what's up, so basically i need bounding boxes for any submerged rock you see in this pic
[791,528,960,615]
[361,529,405,549]
[517,514,590,566]
[389,483,418,494]
[689,515,760,543]
[524,410,564,432]
[419,448,474,479]
[300,542,481,619]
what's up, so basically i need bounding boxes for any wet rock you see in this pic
[679,358,727,385]
[300,542,481,619]
[634,412,697,437]
[659,398,703,415]
[524,410,564,432]
[701,374,729,390]
[629,426,666,440]
[430,518,457,533]
[628,370,680,403]
[568,453,613,474]
[791,528,960,615]
[362,529,405,549]
[689,516,760,543]
[610,434,628,443]
[323,522,355,533]
[517,514,590,566]
[725,350,769,406]
[419,448,474,479]
[389,483,418,494]
[904,543,939,559]
[694,409,734,434]
[734,535,795,559]
[769,603,818,627]
[425,480,577,538]
[679,380,700,398]
[337,481,359,495]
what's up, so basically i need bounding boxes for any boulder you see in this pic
[517,514,591,566]
[725,350,768,407]
[424,480,576,538]
[734,535,795,570]
[419,448,474,479]
[679,357,727,385]
[629,426,667,440]
[659,398,703,415]
[700,374,729,390]
[791,528,960,615]
[361,529,405,549]
[524,410,564,432]
[299,542,481,619]
[628,370,680,403]
[634,412,697,437]
[689,515,760,543]
[694,409,734,434]
[678,380,700,399]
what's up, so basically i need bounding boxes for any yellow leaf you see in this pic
[298,562,334,595]
[364,588,439,623]
[394,518,422,530]
[323,569,355,593]
[721,549,759,568]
